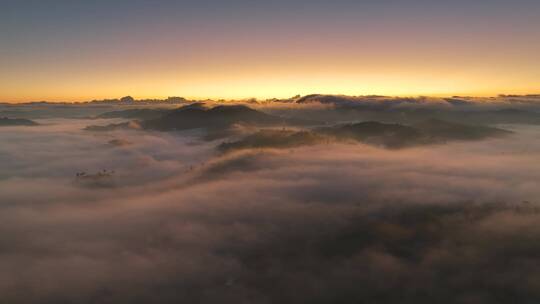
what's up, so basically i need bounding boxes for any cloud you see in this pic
[1,115,540,303]
[260,95,540,126]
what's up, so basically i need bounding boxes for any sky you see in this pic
[1,0,540,102]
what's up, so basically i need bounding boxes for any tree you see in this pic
[120,96,135,103]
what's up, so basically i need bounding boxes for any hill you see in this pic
[142,104,304,131]
[96,108,170,120]
[0,117,38,126]
[220,120,511,152]
[218,130,325,152]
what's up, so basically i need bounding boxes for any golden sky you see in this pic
[1,1,539,102]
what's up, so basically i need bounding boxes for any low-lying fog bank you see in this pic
[1,101,540,303]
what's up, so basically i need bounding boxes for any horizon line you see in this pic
[3,93,540,104]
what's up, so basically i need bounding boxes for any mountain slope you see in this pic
[220,120,512,152]
[143,105,295,131]
[0,117,38,126]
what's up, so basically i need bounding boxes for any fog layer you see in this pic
[1,106,540,303]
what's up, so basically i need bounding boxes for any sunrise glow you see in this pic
[1,1,539,102]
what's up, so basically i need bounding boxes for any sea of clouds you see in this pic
[1,109,540,303]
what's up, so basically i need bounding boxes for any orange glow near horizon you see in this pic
[2,1,539,103]
[2,37,539,102]
[2,53,540,103]
[2,69,539,103]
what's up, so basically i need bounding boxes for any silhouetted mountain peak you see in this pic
[143,104,284,131]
